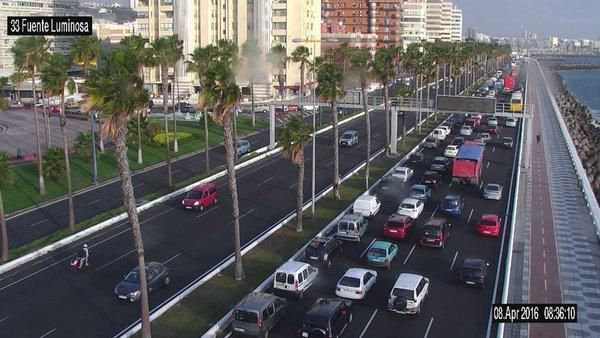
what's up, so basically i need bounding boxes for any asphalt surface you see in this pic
[264,114,520,338]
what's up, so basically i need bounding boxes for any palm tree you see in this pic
[308,56,325,127]
[0,151,11,262]
[278,116,312,231]
[84,48,152,338]
[166,35,184,153]
[373,46,399,157]
[268,44,287,110]
[42,147,65,183]
[290,46,311,112]
[241,39,262,127]
[74,131,94,163]
[150,36,175,188]
[317,63,345,200]
[0,77,8,111]
[41,53,76,231]
[199,40,245,280]
[349,47,373,187]
[326,43,352,115]
[11,36,51,195]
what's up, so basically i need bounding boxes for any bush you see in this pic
[153,132,192,145]
[145,123,163,145]
[73,131,96,163]
[42,147,65,182]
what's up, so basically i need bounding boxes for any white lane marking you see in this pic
[0,316,9,324]
[543,263,547,275]
[360,238,377,258]
[373,133,380,138]
[238,209,255,221]
[449,181,453,188]
[467,209,474,223]
[162,253,181,265]
[486,161,490,169]
[359,309,379,338]
[29,219,48,227]
[133,183,144,188]
[326,161,333,166]
[172,169,181,174]
[542,237,545,246]
[95,249,135,271]
[256,177,273,187]
[327,145,334,149]
[403,244,416,265]
[542,250,546,258]
[289,183,297,189]
[544,279,548,292]
[541,227,544,235]
[479,181,484,190]
[429,205,439,220]
[424,317,434,338]
[492,146,496,152]
[39,328,56,338]
[87,199,102,205]
[195,206,220,218]
[224,333,232,338]
[450,251,459,270]
[141,206,176,225]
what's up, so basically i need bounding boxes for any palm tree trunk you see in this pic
[222,111,244,280]
[59,93,75,231]
[98,118,106,154]
[0,188,8,262]
[250,81,255,127]
[204,110,210,172]
[112,115,151,338]
[383,82,390,157]
[331,100,340,200]
[360,83,370,188]
[41,90,51,148]
[137,112,143,164]
[296,150,304,232]
[162,66,173,188]
[299,63,305,112]
[32,66,46,195]
[401,111,407,149]
[172,68,179,153]
[443,65,446,96]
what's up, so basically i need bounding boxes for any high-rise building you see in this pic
[0,0,79,78]
[466,27,477,40]
[400,0,427,50]
[439,1,453,41]
[425,0,443,42]
[450,6,462,41]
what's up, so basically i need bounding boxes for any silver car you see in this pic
[237,139,251,156]
[483,183,503,200]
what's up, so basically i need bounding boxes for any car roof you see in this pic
[423,170,438,175]
[503,136,513,140]
[342,130,356,134]
[486,183,502,189]
[277,261,310,273]
[402,198,420,205]
[396,166,409,171]
[388,214,412,222]
[444,194,460,200]
[392,273,424,290]
[306,298,347,319]
[236,292,279,311]
[340,213,363,222]
[446,145,458,148]
[146,262,165,270]
[433,156,446,161]
[371,240,393,250]
[481,214,500,221]
[356,195,377,202]
[344,268,375,278]
[462,258,486,269]
[412,184,427,189]
[192,182,216,191]
[425,218,446,227]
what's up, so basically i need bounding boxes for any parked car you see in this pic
[408,152,425,165]
[336,213,369,242]
[432,128,447,141]
[335,268,377,300]
[352,195,381,218]
[287,104,300,112]
[458,258,489,288]
[430,156,450,172]
[237,139,251,156]
[419,218,451,248]
[232,292,287,337]
[421,171,441,189]
[476,214,502,237]
[252,104,269,113]
[505,117,517,127]
[487,116,498,127]
[300,298,353,338]
[460,125,473,136]
[440,195,464,216]
[487,125,499,135]
[478,132,492,144]
[273,261,318,299]
[305,236,343,268]
[382,214,415,240]
[387,273,429,315]
[451,137,465,147]
[444,145,459,158]
[423,137,439,149]
[114,262,170,302]
[366,241,398,269]
[483,183,503,200]
[181,182,217,211]
[409,184,431,200]
[303,105,319,112]
[339,130,359,147]
[502,137,514,148]
[391,166,413,182]
[397,198,425,219]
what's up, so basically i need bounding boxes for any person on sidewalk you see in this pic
[536,132,541,144]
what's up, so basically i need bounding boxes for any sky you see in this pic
[452,0,600,39]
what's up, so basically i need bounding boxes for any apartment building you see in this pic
[400,0,427,50]
[0,0,79,78]
[93,21,136,44]
[425,0,443,42]
[451,6,462,41]
[439,1,453,41]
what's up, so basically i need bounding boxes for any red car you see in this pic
[475,214,501,237]
[181,182,217,211]
[465,118,480,128]
[287,104,299,112]
[420,218,451,248]
[382,214,415,240]
[487,125,499,135]
[48,106,61,116]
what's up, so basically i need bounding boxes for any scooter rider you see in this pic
[79,244,90,269]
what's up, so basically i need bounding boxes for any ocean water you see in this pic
[556,56,600,119]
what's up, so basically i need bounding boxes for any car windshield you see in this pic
[308,239,325,249]
[338,221,351,230]
[461,267,482,276]
[444,198,458,205]
[412,187,425,195]
[387,220,406,228]
[392,288,415,300]
[369,248,387,257]
[426,138,435,142]
[124,270,141,283]
[400,203,415,209]
[342,133,353,139]
[339,276,361,288]
[396,169,407,175]
[433,159,445,165]
[503,138,512,142]
[486,185,500,191]
[424,226,440,237]
[234,310,258,323]
[186,191,202,199]
[480,219,497,226]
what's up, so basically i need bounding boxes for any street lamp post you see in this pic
[91,112,98,184]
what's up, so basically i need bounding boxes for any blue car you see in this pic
[440,195,464,216]
[366,241,398,270]
[409,184,431,200]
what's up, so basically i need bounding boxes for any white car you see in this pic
[391,166,413,182]
[387,273,430,315]
[488,90,496,96]
[303,105,319,112]
[444,145,459,158]
[335,268,377,300]
[505,117,517,127]
[460,125,473,136]
[438,125,451,136]
[487,117,498,127]
[396,198,425,219]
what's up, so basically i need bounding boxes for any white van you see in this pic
[273,261,318,299]
[352,195,381,217]
[432,128,447,141]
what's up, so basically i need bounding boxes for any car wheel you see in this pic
[164,276,171,286]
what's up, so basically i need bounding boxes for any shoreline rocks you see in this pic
[544,68,600,203]
[550,63,600,71]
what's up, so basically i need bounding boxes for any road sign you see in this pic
[436,95,496,114]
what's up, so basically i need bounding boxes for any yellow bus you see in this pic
[510,91,523,112]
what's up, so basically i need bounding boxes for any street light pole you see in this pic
[91,112,98,184]
[311,39,316,217]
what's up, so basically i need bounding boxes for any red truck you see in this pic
[503,75,515,92]
[452,142,485,185]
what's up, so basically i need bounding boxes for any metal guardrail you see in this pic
[533,58,600,239]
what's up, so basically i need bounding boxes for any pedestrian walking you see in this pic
[536,132,541,144]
